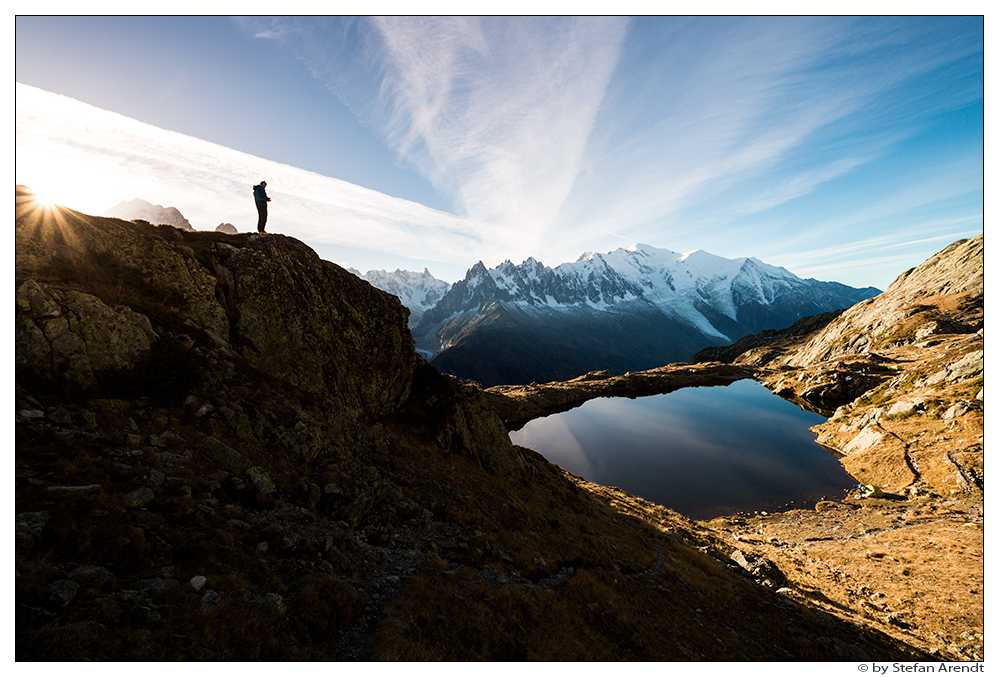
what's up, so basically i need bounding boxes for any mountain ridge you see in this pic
[350,267,451,329]
[407,244,878,386]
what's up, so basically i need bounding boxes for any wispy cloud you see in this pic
[764,203,983,289]
[371,17,627,237]
[239,17,981,285]
[19,17,981,289]
[252,16,628,249]
[549,18,977,241]
[15,83,518,269]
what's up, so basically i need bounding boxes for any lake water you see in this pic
[509,379,855,520]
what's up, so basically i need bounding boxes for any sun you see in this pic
[15,172,68,209]
[30,188,60,209]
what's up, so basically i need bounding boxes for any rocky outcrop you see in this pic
[14,186,517,472]
[18,191,416,416]
[924,349,983,387]
[773,235,983,368]
[16,280,157,389]
[203,235,420,417]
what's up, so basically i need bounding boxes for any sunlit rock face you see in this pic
[774,234,984,368]
[105,197,194,230]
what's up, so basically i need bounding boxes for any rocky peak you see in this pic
[884,234,984,300]
[465,260,490,281]
[105,197,193,230]
[352,267,452,327]
[777,234,984,367]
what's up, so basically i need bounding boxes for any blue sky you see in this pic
[15,16,983,288]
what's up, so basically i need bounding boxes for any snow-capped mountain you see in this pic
[105,198,193,230]
[411,244,879,387]
[352,268,452,328]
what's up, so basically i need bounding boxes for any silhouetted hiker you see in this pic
[253,181,271,233]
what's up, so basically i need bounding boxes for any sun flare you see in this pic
[29,188,60,209]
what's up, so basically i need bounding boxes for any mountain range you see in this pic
[383,244,879,386]
[97,198,878,387]
[350,268,452,331]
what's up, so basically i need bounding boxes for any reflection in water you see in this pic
[510,379,855,520]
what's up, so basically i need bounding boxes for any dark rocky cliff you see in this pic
[17,192,417,416]
[15,186,521,475]
[14,187,931,661]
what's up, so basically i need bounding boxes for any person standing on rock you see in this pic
[253,181,271,233]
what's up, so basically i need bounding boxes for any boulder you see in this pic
[123,487,155,507]
[245,466,277,495]
[16,510,51,548]
[201,590,221,612]
[842,425,884,454]
[68,566,116,590]
[16,280,156,389]
[49,579,81,606]
[839,407,883,432]
[926,350,984,386]
[947,350,985,383]
[730,549,785,586]
[197,436,251,473]
[943,401,974,420]
[887,401,920,417]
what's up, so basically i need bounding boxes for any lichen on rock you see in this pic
[16,280,156,388]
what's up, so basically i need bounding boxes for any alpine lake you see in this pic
[509,379,855,520]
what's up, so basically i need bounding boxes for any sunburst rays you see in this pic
[16,186,85,257]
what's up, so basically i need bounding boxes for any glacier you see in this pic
[359,243,879,386]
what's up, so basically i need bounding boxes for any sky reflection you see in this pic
[510,380,854,519]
